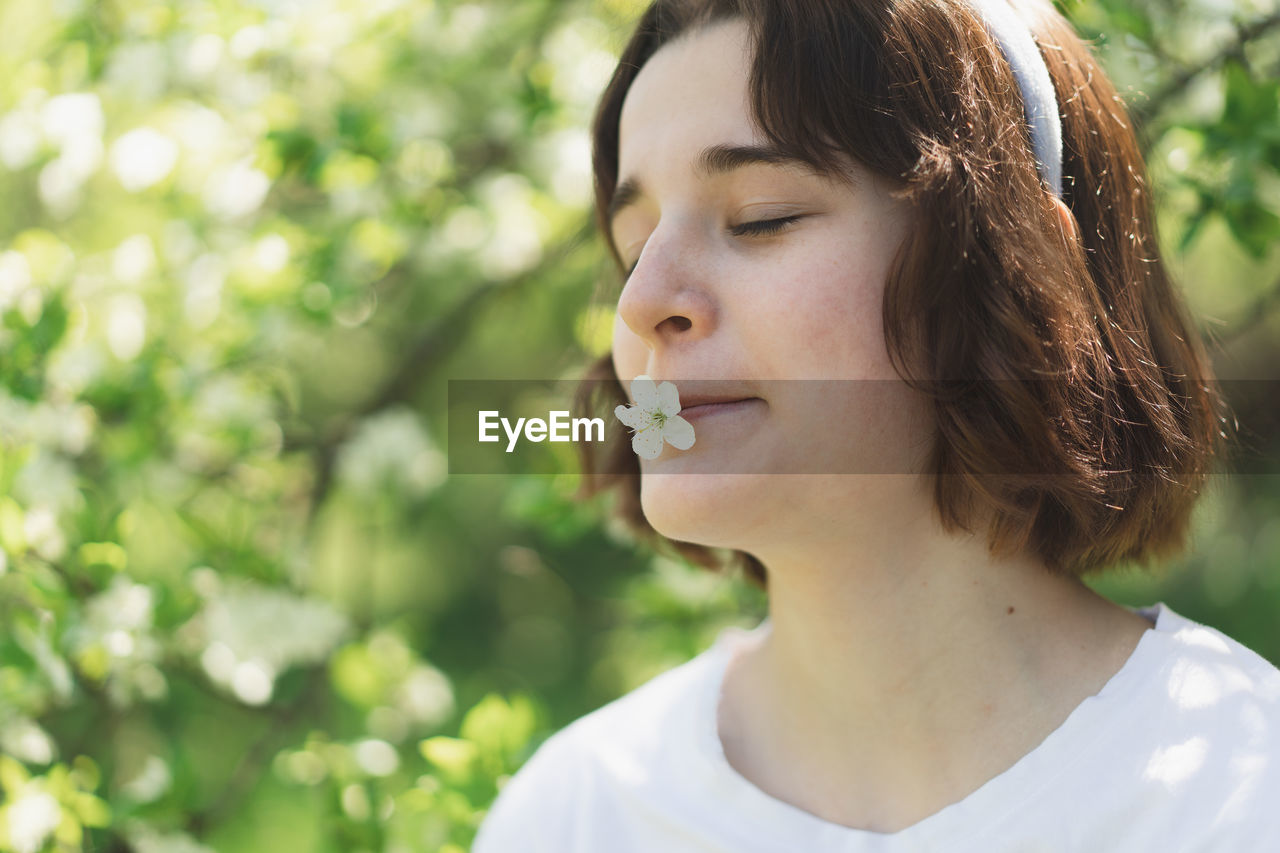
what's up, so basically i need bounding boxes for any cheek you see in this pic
[763,257,890,378]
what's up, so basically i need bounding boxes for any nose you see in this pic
[614,228,715,350]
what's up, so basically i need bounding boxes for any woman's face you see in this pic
[609,17,933,551]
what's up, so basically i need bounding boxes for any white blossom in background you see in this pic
[435,3,488,54]
[0,250,32,312]
[389,92,456,145]
[15,288,43,326]
[66,576,167,707]
[0,395,43,447]
[49,0,87,19]
[104,41,170,102]
[38,155,81,215]
[111,128,179,192]
[229,25,266,61]
[37,93,104,217]
[112,234,158,284]
[253,233,290,273]
[202,157,271,220]
[45,342,106,397]
[173,373,276,470]
[13,618,74,703]
[3,787,61,853]
[0,105,43,170]
[40,93,103,161]
[335,407,446,500]
[0,716,56,765]
[162,220,200,267]
[476,172,547,278]
[14,452,82,518]
[544,18,617,117]
[171,103,232,185]
[183,252,226,328]
[181,575,351,706]
[394,663,455,728]
[124,822,216,853]
[183,34,224,80]
[231,659,273,705]
[438,205,488,253]
[11,400,97,455]
[106,293,147,360]
[190,374,274,429]
[22,507,68,563]
[353,738,399,777]
[364,658,455,743]
[120,755,172,803]
[340,783,370,820]
[530,128,592,203]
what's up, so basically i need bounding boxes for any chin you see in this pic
[637,471,775,550]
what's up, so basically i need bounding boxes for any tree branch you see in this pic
[1132,9,1280,128]
[183,668,329,837]
[300,214,596,521]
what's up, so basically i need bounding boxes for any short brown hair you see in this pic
[574,0,1231,592]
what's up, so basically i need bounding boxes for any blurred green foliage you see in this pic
[0,0,1276,850]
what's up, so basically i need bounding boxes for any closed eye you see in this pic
[729,214,804,238]
[624,215,805,278]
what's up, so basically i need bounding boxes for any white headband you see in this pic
[967,0,1064,198]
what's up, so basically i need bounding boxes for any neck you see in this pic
[718,475,1152,831]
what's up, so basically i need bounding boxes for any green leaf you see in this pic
[418,737,479,783]
[0,756,31,794]
[458,693,537,766]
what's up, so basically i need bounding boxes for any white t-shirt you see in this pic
[472,601,1280,852]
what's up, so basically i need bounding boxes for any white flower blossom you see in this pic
[182,577,351,706]
[335,407,445,499]
[613,374,695,460]
[68,576,167,707]
[4,789,61,853]
[125,823,216,853]
[0,716,56,765]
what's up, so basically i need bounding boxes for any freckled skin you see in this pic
[608,19,929,549]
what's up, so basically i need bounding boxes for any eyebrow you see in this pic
[607,142,821,229]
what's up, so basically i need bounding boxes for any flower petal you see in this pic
[614,403,650,431]
[632,427,665,459]
[662,416,696,450]
[631,374,659,411]
[657,381,681,415]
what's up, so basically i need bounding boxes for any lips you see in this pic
[676,394,765,428]
[682,398,758,419]
[678,393,760,410]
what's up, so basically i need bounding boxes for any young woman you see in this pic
[474,0,1280,849]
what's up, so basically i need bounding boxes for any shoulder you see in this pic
[1140,604,1280,834]
[1154,604,1280,713]
[471,644,723,852]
